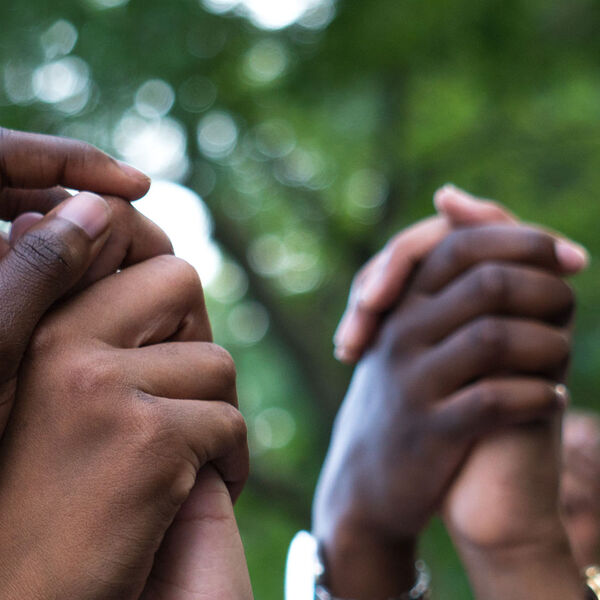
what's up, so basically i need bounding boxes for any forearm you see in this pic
[455,530,585,600]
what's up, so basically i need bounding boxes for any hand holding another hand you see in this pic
[0,128,173,439]
[314,219,576,599]
[0,256,250,600]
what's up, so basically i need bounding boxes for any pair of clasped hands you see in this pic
[315,187,594,598]
[0,128,251,599]
[0,125,594,600]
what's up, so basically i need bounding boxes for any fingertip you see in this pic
[333,345,360,364]
[115,160,152,200]
[555,240,590,274]
[433,183,459,210]
[117,160,151,184]
[9,212,44,245]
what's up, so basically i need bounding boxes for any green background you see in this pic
[2,1,600,597]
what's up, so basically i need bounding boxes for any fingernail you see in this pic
[117,160,151,183]
[57,193,111,239]
[555,240,590,273]
[554,384,570,408]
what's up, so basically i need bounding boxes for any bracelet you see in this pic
[586,566,600,599]
[284,531,431,600]
[315,560,431,600]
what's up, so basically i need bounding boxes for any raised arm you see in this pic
[313,223,580,599]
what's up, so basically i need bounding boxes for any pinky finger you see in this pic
[159,398,249,503]
[432,377,568,439]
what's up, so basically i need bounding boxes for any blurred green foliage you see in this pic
[1,0,600,597]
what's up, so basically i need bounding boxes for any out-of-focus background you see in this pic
[2,0,600,596]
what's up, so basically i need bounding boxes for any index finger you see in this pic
[0,128,150,200]
[333,216,450,362]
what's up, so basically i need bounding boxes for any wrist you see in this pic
[314,517,418,600]
[455,525,584,600]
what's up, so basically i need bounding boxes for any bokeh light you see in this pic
[227,301,270,345]
[253,407,297,450]
[202,0,335,30]
[134,180,222,286]
[197,110,239,159]
[32,56,89,104]
[114,114,188,179]
[40,20,78,60]
[243,39,289,85]
[135,79,175,119]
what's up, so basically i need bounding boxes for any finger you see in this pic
[419,318,570,396]
[333,216,450,361]
[434,184,589,273]
[75,196,174,289]
[9,212,43,244]
[397,263,575,345]
[0,193,112,430]
[334,310,380,363]
[434,184,519,225]
[0,128,150,200]
[356,215,451,311]
[125,343,237,406]
[157,398,249,502]
[0,186,72,220]
[432,378,567,438]
[411,224,573,295]
[2,188,174,288]
[49,255,211,347]
[142,465,252,600]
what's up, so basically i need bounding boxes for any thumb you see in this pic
[0,192,111,381]
[141,466,253,600]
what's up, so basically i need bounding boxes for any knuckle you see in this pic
[63,351,120,398]
[473,263,508,306]
[471,383,502,421]
[157,255,203,294]
[525,231,555,264]
[443,230,471,266]
[558,280,576,314]
[554,331,571,364]
[73,139,103,169]
[540,383,560,409]
[210,344,237,392]
[27,319,60,358]
[222,403,248,448]
[470,317,506,358]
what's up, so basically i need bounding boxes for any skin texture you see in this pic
[322,186,589,598]
[0,255,252,600]
[0,127,174,442]
[333,185,588,363]
[313,223,576,599]
[562,411,600,569]
[0,128,252,599]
